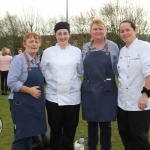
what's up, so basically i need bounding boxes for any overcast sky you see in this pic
[0,0,150,19]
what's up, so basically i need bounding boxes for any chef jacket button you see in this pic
[127,76,129,78]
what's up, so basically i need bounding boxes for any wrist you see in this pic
[27,87,31,94]
[142,92,148,98]
[141,87,150,98]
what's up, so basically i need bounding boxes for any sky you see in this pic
[0,0,150,19]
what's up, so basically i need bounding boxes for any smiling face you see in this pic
[90,23,106,40]
[23,36,41,56]
[55,29,70,47]
[119,22,137,47]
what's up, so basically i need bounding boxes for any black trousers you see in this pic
[1,71,8,92]
[46,100,80,150]
[88,121,111,150]
[117,106,150,150]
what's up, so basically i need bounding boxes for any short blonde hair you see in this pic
[1,47,9,56]
[23,32,42,44]
[90,19,106,31]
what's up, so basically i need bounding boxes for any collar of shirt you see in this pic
[125,38,138,49]
[25,51,40,65]
[88,39,107,51]
[56,43,71,50]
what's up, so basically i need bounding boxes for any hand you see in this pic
[138,93,148,110]
[28,86,41,99]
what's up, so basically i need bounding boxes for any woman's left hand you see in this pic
[138,93,148,110]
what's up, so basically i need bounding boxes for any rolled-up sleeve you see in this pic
[7,57,25,92]
[139,42,150,77]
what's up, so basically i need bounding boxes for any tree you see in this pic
[100,0,150,48]
[0,12,23,51]
[0,0,149,50]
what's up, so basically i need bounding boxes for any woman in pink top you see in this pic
[0,47,12,95]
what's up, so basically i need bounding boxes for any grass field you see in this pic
[1,78,150,150]
[0,92,124,150]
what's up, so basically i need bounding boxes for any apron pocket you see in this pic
[102,80,113,92]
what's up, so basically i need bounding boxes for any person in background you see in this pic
[8,48,14,57]
[0,47,12,95]
[40,22,83,150]
[15,48,24,55]
[7,32,47,150]
[117,20,150,150]
[0,51,1,81]
[81,19,119,150]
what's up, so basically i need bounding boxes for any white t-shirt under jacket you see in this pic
[117,38,150,111]
[40,44,83,106]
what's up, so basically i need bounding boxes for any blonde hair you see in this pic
[90,19,106,30]
[90,19,107,40]
[1,47,9,56]
[23,32,42,44]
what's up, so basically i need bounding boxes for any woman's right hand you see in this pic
[28,86,41,99]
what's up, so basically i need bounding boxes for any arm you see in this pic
[138,42,150,110]
[82,44,88,61]
[138,76,150,110]
[40,49,47,77]
[19,85,41,99]
[7,56,41,99]
[113,44,120,78]
[77,50,84,76]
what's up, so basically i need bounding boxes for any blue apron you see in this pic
[81,42,118,122]
[10,52,47,139]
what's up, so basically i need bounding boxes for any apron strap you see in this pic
[24,52,31,70]
[105,41,109,55]
[86,40,109,55]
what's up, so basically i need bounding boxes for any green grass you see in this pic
[1,77,149,150]
[0,77,123,150]
[0,92,124,150]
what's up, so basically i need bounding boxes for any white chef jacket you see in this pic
[40,44,83,106]
[117,38,150,111]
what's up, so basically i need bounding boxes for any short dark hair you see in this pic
[119,20,136,31]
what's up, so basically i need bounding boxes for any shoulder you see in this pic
[136,40,150,53]
[44,46,56,54]
[69,46,82,57]
[82,42,91,54]
[137,39,150,46]
[11,53,25,65]
[70,45,81,52]
[107,40,119,55]
[83,42,91,49]
[8,55,13,60]
[107,40,119,48]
